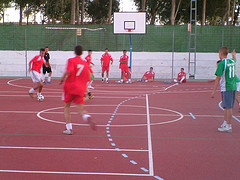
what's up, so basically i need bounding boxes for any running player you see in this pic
[28,48,46,99]
[60,45,96,135]
[85,50,95,89]
[211,47,237,132]
[141,67,155,82]
[42,46,52,84]
[177,68,187,83]
[101,48,113,83]
[119,50,131,83]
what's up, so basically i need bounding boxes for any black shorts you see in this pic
[43,65,52,74]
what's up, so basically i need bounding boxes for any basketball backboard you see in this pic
[113,12,146,34]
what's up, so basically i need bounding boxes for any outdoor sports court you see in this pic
[0,78,240,180]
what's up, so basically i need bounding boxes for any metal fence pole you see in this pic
[25,29,28,77]
[172,31,175,80]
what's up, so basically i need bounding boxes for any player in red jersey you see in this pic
[60,45,96,135]
[118,50,131,83]
[177,68,187,83]
[101,48,113,83]
[28,48,46,99]
[141,67,155,82]
[85,50,95,90]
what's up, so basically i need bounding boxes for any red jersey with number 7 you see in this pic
[64,56,90,95]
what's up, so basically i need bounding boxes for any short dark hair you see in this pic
[123,50,127,52]
[40,48,45,52]
[181,68,184,71]
[219,46,229,56]
[75,45,83,56]
[150,67,153,70]
[105,48,109,51]
[88,50,92,52]
[45,46,48,49]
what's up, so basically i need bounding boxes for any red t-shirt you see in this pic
[101,53,113,67]
[64,56,90,95]
[177,72,187,82]
[144,71,155,80]
[30,55,45,73]
[85,55,92,66]
[119,55,129,69]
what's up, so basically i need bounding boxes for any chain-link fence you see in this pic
[0,24,239,52]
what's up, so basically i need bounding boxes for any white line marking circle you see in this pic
[37,104,184,127]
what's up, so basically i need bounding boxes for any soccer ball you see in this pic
[37,95,44,102]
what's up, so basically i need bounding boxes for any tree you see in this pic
[108,0,112,24]
[71,0,76,24]
[14,0,28,25]
[171,0,182,25]
[0,0,11,23]
[81,0,84,24]
[202,0,206,25]
[86,0,119,24]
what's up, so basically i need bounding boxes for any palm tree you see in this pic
[108,0,112,24]
[202,0,206,25]
[81,0,84,24]
[71,0,76,24]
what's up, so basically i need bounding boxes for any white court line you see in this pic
[0,146,148,152]
[0,110,228,118]
[145,94,154,176]
[189,112,196,119]
[0,170,150,176]
[164,83,178,90]
[218,101,240,123]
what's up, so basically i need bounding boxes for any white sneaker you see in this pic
[88,86,94,89]
[63,129,73,135]
[117,80,123,84]
[218,125,232,133]
[106,80,109,84]
[220,121,227,128]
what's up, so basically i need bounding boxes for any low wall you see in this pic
[1,51,240,79]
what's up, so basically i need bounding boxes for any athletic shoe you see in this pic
[117,80,123,84]
[101,79,104,83]
[28,92,33,98]
[47,81,52,84]
[218,125,232,133]
[83,115,96,130]
[89,95,94,100]
[106,80,109,84]
[63,129,73,135]
[126,80,132,84]
[220,121,227,128]
[43,81,46,84]
[88,86,94,89]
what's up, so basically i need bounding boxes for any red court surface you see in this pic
[0,78,240,180]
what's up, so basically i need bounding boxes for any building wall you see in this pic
[1,51,240,79]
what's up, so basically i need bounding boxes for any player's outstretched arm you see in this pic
[232,49,237,60]
[211,76,221,98]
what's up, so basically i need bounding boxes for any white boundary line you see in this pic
[146,94,154,176]
[218,101,240,123]
[0,146,148,152]
[0,170,150,176]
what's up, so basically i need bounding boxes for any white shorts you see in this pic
[237,82,240,92]
[30,70,44,83]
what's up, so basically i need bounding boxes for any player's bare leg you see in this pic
[76,104,96,130]
[106,71,109,83]
[101,71,105,82]
[141,76,148,82]
[48,72,52,83]
[28,82,44,98]
[63,102,73,135]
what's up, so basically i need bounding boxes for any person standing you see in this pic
[101,48,113,83]
[119,50,131,83]
[60,45,96,135]
[43,46,52,84]
[211,47,237,132]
